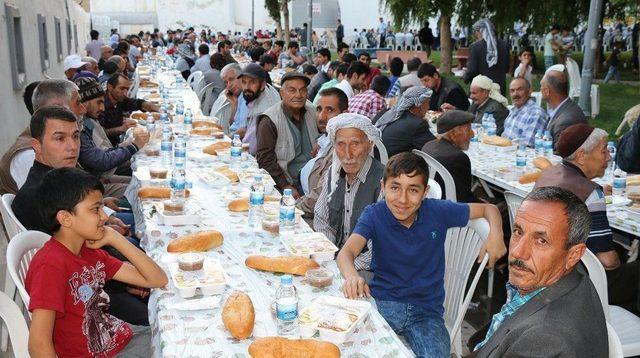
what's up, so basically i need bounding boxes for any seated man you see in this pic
[315,114,384,279]
[190,43,211,73]
[307,58,338,101]
[337,152,506,357]
[541,68,587,145]
[377,86,435,158]
[257,72,319,198]
[501,77,547,147]
[348,75,389,120]
[26,167,167,357]
[472,187,607,357]
[422,110,478,202]
[536,123,639,311]
[358,52,381,89]
[468,75,509,134]
[335,61,369,99]
[417,63,469,111]
[388,57,423,97]
[278,41,305,69]
[99,73,159,146]
[297,87,348,218]
[313,62,349,105]
[211,63,242,134]
[616,112,640,174]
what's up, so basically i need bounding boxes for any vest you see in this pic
[262,102,319,183]
[0,127,32,194]
[535,160,598,201]
[327,159,385,248]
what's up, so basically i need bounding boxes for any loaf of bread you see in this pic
[215,167,239,182]
[228,196,279,212]
[245,255,319,276]
[202,141,232,156]
[191,127,214,136]
[222,291,255,340]
[482,135,512,147]
[248,337,340,358]
[192,120,222,130]
[138,186,190,199]
[518,170,542,184]
[533,157,552,170]
[167,230,224,252]
[627,175,640,186]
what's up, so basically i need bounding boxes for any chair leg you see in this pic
[1,273,17,352]
[487,269,494,298]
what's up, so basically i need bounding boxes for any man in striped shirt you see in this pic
[501,78,547,147]
[348,76,390,120]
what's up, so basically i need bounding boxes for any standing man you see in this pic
[336,19,344,48]
[85,30,104,61]
[418,22,435,57]
[544,25,561,69]
[378,18,387,47]
[463,19,509,95]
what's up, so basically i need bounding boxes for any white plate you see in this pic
[298,295,371,344]
[280,232,338,262]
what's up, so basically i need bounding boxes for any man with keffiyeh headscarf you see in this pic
[463,19,509,95]
[468,75,510,134]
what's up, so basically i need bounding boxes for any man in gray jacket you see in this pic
[541,69,587,146]
[471,187,607,358]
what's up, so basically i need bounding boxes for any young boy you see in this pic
[337,152,506,357]
[26,168,168,357]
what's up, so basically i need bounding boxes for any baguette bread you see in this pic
[245,255,319,276]
[248,337,340,358]
[137,186,190,199]
[192,120,222,130]
[518,170,542,184]
[627,175,640,186]
[228,196,279,212]
[482,135,512,147]
[532,157,552,170]
[191,127,214,136]
[215,167,239,182]
[131,112,159,121]
[167,230,224,252]
[202,141,232,156]
[222,291,255,340]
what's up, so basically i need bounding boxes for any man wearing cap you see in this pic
[256,72,319,198]
[422,110,478,202]
[233,63,281,154]
[63,54,88,81]
[376,86,436,158]
[314,113,385,279]
[75,77,149,178]
[501,77,547,147]
[535,123,639,311]
[541,69,587,146]
[468,75,509,134]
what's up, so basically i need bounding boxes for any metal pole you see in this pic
[251,0,255,40]
[307,0,312,49]
[578,0,604,117]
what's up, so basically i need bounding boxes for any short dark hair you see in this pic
[249,47,267,62]
[417,63,438,79]
[407,57,422,72]
[524,187,591,248]
[288,41,299,49]
[259,54,276,66]
[30,106,78,141]
[318,87,349,111]
[389,57,404,77]
[370,75,391,96]
[383,152,430,187]
[328,60,341,72]
[90,30,99,40]
[274,40,285,47]
[359,52,371,60]
[198,44,209,55]
[347,61,369,78]
[210,53,227,71]
[107,73,129,88]
[341,53,357,64]
[38,168,104,233]
[316,48,331,59]
[302,64,318,75]
[217,40,229,52]
[23,81,42,115]
[519,46,534,57]
[337,42,350,53]
[336,63,350,77]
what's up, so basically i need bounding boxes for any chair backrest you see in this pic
[1,194,26,239]
[373,138,389,165]
[581,248,610,321]
[194,76,206,97]
[187,70,203,89]
[504,191,525,231]
[0,291,29,358]
[6,230,50,307]
[197,82,214,103]
[426,178,442,199]
[608,322,624,358]
[412,149,457,202]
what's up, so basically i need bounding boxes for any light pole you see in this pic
[251,0,255,39]
[578,0,604,117]
[307,0,312,49]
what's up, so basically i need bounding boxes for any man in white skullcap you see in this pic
[314,113,385,280]
[468,75,510,134]
[463,18,509,95]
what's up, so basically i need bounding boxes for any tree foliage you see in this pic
[264,0,281,22]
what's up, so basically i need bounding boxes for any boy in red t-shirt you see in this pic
[26,168,168,357]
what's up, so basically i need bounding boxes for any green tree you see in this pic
[264,0,283,39]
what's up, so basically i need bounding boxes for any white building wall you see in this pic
[0,0,90,153]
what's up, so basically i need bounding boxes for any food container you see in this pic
[298,295,371,344]
[149,167,168,179]
[163,199,185,215]
[153,202,201,226]
[169,257,228,298]
[177,253,205,271]
[280,232,339,262]
[144,146,160,156]
[261,214,280,236]
[134,167,169,186]
[263,202,303,224]
[305,268,334,288]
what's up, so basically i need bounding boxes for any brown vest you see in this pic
[0,127,33,195]
[534,161,598,201]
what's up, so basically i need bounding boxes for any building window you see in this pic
[37,14,50,71]
[5,4,26,90]
[55,17,63,62]
[73,23,78,53]
[66,19,72,55]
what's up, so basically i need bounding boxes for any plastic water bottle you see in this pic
[606,141,616,178]
[542,130,553,157]
[248,175,265,228]
[170,166,186,203]
[534,130,544,156]
[161,126,172,166]
[183,109,193,133]
[470,133,479,150]
[275,275,299,337]
[175,100,185,116]
[231,134,242,158]
[279,188,296,235]
[173,134,187,169]
[613,167,627,196]
[516,143,527,175]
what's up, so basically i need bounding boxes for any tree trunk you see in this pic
[439,13,452,74]
[281,0,290,43]
[276,17,283,40]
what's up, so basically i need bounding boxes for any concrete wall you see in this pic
[0,0,90,154]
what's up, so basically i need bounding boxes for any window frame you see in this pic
[37,14,50,71]
[5,4,26,90]
[54,17,63,62]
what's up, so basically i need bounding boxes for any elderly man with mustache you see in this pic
[471,186,608,357]
[501,77,547,147]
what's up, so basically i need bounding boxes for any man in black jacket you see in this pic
[418,63,469,111]
[463,19,509,95]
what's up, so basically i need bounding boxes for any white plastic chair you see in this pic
[373,138,389,165]
[444,218,491,356]
[197,82,214,103]
[412,149,457,202]
[426,178,442,199]
[193,76,206,97]
[0,291,29,358]
[186,70,203,90]
[128,70,140,99]
[609,322,624,358]
[7,230,50,308]
[504,191,525,231]
[581,249,640,356]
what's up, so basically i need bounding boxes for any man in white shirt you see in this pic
[544,25,561,69]
[85,30,104,61]
[335,61,369,99]
[190,44,212,74]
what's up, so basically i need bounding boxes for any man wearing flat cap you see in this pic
[234,63,280,155]
[256,71,319,198]
[422,110,477,202]
[536,123,639,311]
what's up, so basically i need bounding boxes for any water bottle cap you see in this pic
[283,188,293,196]
[254,175,262,182]
[233,134,240,139]
[280,275,293,284]
[608,141,615,146]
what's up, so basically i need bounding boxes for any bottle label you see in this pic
[230,147,242,157]
[161,141,172,151]
[487,128,497,136]
[250,192,264,206]
[276,302,298,321]
[174,148,187,158]
[516,158,526,167]
[280,207,295,222]
[171,179,186,190]
[613,178,626,190]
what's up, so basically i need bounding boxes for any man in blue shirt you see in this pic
[337,152,506,357]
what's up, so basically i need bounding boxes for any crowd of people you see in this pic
[1,17,639,357]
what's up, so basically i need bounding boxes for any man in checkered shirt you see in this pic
[347,76,390,121]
